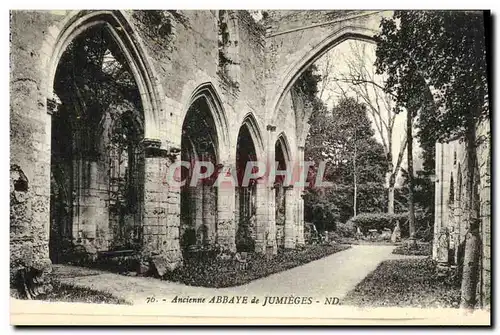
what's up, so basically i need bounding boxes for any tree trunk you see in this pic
[407,109,416,248]
[353,130,358,217]
[460,117,481,310]
[387,174,395,214]
[387,153,395,214]
[387,135,407,214]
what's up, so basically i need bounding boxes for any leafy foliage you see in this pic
[303,93,388,230]
[304,183,387,231]
[347,212,407,232]
[346,211,429,238]
[375,13,489,307]
[375,10,489,143]
[163,245,350,288]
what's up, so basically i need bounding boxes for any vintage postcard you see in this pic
[9,9,491,325]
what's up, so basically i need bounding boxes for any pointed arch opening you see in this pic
[180,95,221,252]
[50,23,146,263]
[274,133,291,248]
[234,115,264,253]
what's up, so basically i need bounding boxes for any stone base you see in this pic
[11,258,53,299]
[147,251,183,277]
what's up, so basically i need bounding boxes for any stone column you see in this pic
[254,180,270,253]
[432,142,443,260]
[296,190,305,246]
[263,124,277,255]
[72,157,103,254]
[284,185,296,249]
[141,139,182,272]
[203,184,217,245]
[193,184,204,244]
[216,163,236,251]
[296,146,306,246]
[267,184,277,254]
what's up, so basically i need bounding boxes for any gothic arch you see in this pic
[239,113,265,161]
[184,82,231,163]
[45,10,163,139]
[276,132,292,163]
[266,11,391,126]
[271,29,377,125]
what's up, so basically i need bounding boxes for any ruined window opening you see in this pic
[449,173,455,205]
[235,124,257,252]
[14,178,28,192]
[180,99,219,252]
[218,10,240,88]
[275,139,287,248]
[50,24,145,263]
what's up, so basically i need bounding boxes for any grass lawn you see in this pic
[33,282,129,305]
[164,244,351,288]
[392,242,432,256]
[343,258,461,308]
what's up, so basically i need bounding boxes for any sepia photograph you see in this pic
[9,8,491,325]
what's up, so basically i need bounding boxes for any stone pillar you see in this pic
[477,120,491,308]
[263,124,278,255]
[71,158,103,252]
[216,167,236,251]
[296,190,305,246]
[284,186,296,249]
[193,185,204,244]
[267,184,277,254]
[432,142,443,260]
[203,185,217,245]
[141,139,182,270]
[296,146,306,246]
[254,181,270,253]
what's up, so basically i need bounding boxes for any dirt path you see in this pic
[53,245,422,304]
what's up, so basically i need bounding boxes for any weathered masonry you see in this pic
[10,10,490,307]
[433,118,491,308]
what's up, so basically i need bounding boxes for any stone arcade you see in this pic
[10,10,490,307]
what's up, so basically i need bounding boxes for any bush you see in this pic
[335,222,356,238]
[346,212,407,233]
[310,200,340,232]
[346,212,428,238]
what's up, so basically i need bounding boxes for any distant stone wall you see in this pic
[433,117,491,308]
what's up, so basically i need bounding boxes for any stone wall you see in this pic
[433,118,491,309]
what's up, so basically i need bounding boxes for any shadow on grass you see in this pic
[343,258,461,308]
[25,282,131,305]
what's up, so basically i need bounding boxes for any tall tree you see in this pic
[375,11,489,309]
[305,95,388,223]
[316,41,407,214]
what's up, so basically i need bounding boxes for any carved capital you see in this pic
[167,146,181,162]
[47,98,60,115]
[266,124,276,132]
[141,138,168,158]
